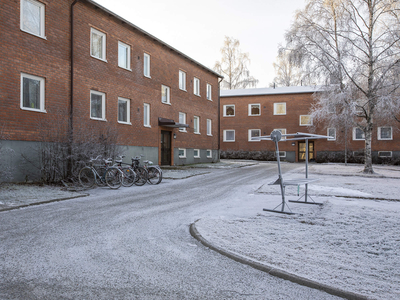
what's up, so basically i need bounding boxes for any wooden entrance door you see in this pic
[161,131,171,165]
[298,141,314,162]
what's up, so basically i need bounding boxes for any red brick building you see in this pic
[0,0,222,181]
[220,87,400,163]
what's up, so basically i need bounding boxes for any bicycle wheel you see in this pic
[147,166,162,184]
[79,167,95,188]
[105,167,122,189]
[134,167,148,186]
[121,167,136,187]
[95,167,107,187]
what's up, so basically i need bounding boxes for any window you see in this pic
[206,84,212,100]
[90,28,106,61]
[143,103,150,127]
[118,97,130,124]
[353,127,365,140]
[161,85,170,104]
[274,103,286,115]
[274,128,287,140]
[223,130,235,142]
[327,128,336,141]
[193,116,200,134]
[90,90,106,120]
[248,104,261,116]
[275,151,286,158]
[223,105,235,117]
[179,112,187,132]
[207,119,212,136]
[21,0,45,38]
[179,70,186,91]
[144,53,150,77]
[194,77,200,96]
[178,148,186,158]
[378,127,392,140]
[248,129,261,141]
[300,115,313,126]
[207,149,212,158]
[194,149,200,158]
[118,41,131,70]
[378,151,392,158]
[20,73,45,112]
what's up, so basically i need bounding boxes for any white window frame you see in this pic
[223,130,235,142]
[207,119,212,136]
[248,129,261,141]
[118,41,131,70]
[144,53,151,78]
[20,0,46,39]
[90,28,107,61]
[327,128,336,141]
[274,103,286,115]
[223,105,235,117]
[179,70,186,91]
[179,112,187,132]
[178,148,186,158]
[194,149,200,158]
[353,127,365,140]
[161,85,171,104]
[117,97,131,125]
[206,84,212,100]
[193,116,200,134]
[207,149,212,158]
[248,103,261,116]
[378,151,392,158]
[90,90,106,121]
[300,115,313,126]
[143,103,150,127]
[378,127,393,140]
[275,151,286,158]
[194,77,200,96]
[20,73,46,113]
[274,128,287,141]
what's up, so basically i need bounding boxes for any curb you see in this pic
[0,194,89,212]
[190,221,370,300]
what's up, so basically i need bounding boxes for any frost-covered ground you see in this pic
[195,162,400,300]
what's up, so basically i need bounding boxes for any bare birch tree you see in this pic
[286,0,400,173]
[214,36,259,89]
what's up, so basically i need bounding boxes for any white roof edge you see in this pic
[220,86,322,97]
[86,0,223,79]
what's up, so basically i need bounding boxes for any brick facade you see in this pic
[0,0,221,178]
[220,87,400,162]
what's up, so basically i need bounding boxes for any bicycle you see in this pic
[143,159,162,184]
[78,156,123,189]
[114,156,137,187]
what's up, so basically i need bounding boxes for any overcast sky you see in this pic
[95,0,306,88]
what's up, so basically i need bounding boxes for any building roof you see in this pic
[87,0,223,79]
[220,86,321,97]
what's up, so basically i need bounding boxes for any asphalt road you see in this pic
[0,163,341,299]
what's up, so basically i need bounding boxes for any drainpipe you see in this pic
[68,0,79,176]
[218,77,223,161]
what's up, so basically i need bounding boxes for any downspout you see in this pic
[218,77,223,161]
[68,0,79,176]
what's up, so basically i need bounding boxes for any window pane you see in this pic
[22,0,41,36]
[225,130,234,141]
[275,103,286,114]
[23,77,41,109]
[328,128,336,140]
[251,105,260,115]
[300,115,312,125]
[179,71,186,90]
[91,93,103,118]
[162,86,169,103]
[356,128,364,139]
[381,127,391,139]
[144,104,149,125]
[118,44,128,68]
[225,106,234,116]
[144,54,150,76]
[91,32,103,58]
[118,100,127,122]
[251,129,260,138]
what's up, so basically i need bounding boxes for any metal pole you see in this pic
[305,139,309,202]
[275,140,286,212]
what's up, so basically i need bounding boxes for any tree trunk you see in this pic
[363,126,374,174]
